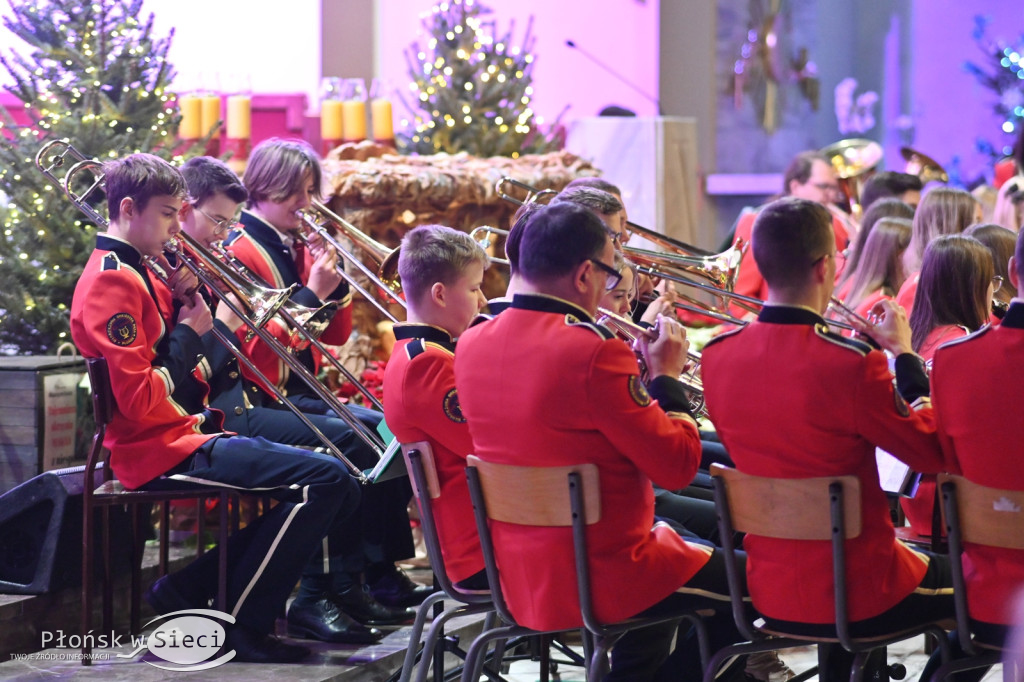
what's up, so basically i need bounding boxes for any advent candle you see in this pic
[177,94,201,139]
[342,99,367,142]
[226,94,251,139]
[321,100,344,141]
[371,98,393,142]
[200,95,221,137]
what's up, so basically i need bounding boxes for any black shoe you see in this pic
[287,597,383,644]
[225,624,311,664]
[369,568,434,608]
[335,584,416,626]
[145,575,206,615]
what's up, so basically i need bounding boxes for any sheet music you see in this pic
[876,447,920,497]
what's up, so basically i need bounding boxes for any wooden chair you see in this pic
[464,455,707,682]
[928,474,1024,682]
[706,463,950,682]
[80,357,231,664]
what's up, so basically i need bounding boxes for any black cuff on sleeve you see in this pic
[894,352,930,404]
[291,285,324,308]
[647,375,696,417]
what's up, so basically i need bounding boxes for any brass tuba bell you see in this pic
[900,146,949,185]
[820,138,884,216]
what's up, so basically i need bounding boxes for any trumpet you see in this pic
[596,307,706,418]
[35,140,381,480]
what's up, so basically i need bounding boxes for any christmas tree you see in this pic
[0,0,186,354]
[399,0,562,158]
[963,15,1024,161]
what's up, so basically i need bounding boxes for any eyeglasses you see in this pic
[194,205,238,235]
[588,258,623,291]
[811,182,841,194]
[992,276,1004,293]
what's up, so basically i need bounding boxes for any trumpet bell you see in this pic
[901,146,949,184]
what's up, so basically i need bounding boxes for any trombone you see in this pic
[596,306,706,418]
[36,140,380,480]
[297,200,405,324]
[469,225,510,266]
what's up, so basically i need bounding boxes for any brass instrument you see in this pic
[820,138,884,216]
[495,176,716,257]
[35,139,381,480]
[596,307,705,417]
[469,225,510,266]
[900,146,949,185]
[826,295,875,330]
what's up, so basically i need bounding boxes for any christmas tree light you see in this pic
[964,15,1024,160]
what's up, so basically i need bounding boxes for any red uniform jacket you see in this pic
[701,304,944,624]
[222,210,352,390]
[70,235,223,489]
[383,323,483,583]
[901,324,970,536]
[895,273,919,318]
[932,302,1024,625]
[454,294,708,631]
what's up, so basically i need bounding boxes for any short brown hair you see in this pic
[104,153,187,222]
[398,225,488,305]
[783,151,828,195]
[244,138,322,207]
[751,197,834,290]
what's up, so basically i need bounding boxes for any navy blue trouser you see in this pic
[143,435,358,634]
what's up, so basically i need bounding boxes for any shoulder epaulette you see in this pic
[221,231,243,247]
[702,324,745,351]
[101,252,122,271]
[405,338,427,360]
[813,323,872,356]
[566,315,615,340]
[940,324,991,349]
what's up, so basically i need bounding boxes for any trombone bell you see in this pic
[901,146,949,185]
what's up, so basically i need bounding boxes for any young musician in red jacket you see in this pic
[222,139,426,624]
[701,197,956,678]
[69,153,358,663]
[455,202,748,682]
[931,225,1024,649]
[175,156,412,643]
[382,224,489,588]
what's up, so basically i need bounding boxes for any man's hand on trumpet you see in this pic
[637,314,690,380]
[849,299,915,357]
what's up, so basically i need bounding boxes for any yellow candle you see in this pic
[177,94,201,139]
[321,100,344,140]
[341,99,367,141]
[371,98,393,141]
[200,95,221,136]
[226,94,251,139]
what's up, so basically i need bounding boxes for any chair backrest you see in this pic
[465,455,600,628]
[710,463,862,645]
[465,455,601,526]
[400,442,489,602]
[84,357,114,484]
[939,474,1024,550]
[710,463,861,540]
[940,474,1024,654]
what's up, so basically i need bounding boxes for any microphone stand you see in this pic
[565,39,663,115]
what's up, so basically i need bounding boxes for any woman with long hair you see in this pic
[842,217,912,318]
[895,188,982,315]
[901,234,995,537]
[835,198,915,298]
[965,222,1017,320]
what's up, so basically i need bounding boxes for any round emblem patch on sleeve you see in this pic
[893,391,910,418]
[628,375,652,407]
[442,388,467,423]
[106,312,138,346]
